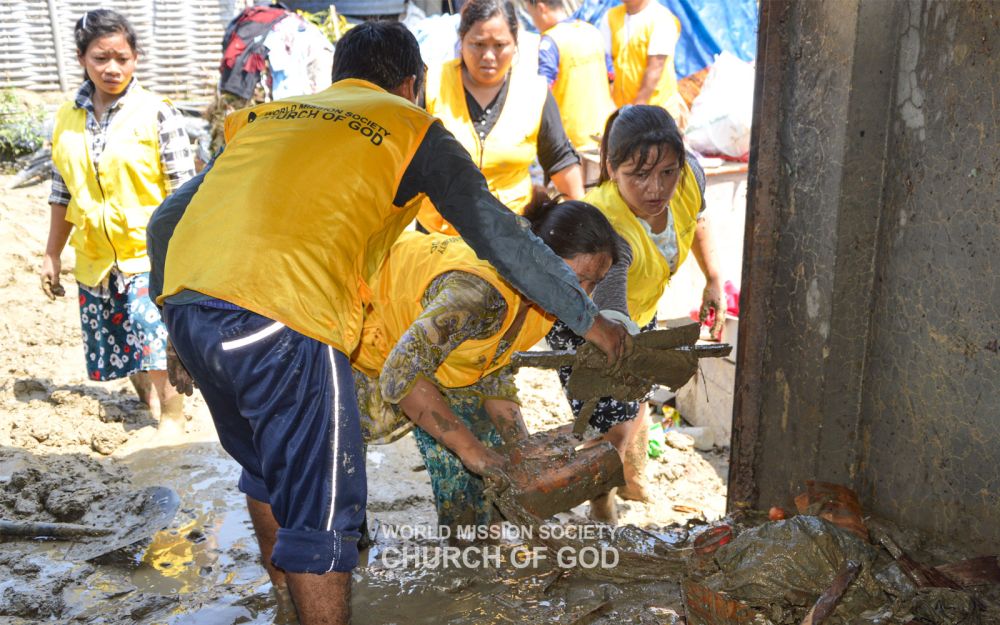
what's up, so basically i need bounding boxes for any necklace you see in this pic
[640,204,669,219]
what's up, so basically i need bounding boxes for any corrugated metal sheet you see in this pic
[0,0,238,100]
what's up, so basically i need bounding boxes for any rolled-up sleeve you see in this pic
[394,123,598,336]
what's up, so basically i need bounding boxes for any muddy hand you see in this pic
[582,313,632,368]
[166,341,196,396]
[700,281,726,342]
[480,464,513,495]
[459,444,507,478]
[40,255,65,300]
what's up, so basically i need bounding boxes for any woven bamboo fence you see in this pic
[0,0,236,100]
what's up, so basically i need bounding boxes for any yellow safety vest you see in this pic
[353,232,555,388]
[50,84,171,287]
[160,79,436,354]
[416,59,547,235]
[608,4,681,113]
[545,20,615,150]
[584,162,701,326]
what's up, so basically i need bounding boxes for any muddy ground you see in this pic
[0,173,728,623]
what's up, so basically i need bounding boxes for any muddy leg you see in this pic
[287,570,351,625]
[588,488,619,525]
[587,409,649,519]
[148,370,184,436]
[129,371,151,406]
[619,405,651,502]
[246,496,287,589]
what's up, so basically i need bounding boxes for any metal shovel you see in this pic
[1,486,180,562]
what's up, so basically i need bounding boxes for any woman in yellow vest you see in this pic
[354,198,622,530]
[599,0,687,123]
[547,104,725,522]
[40,10,194,434]
[524,0,616,152]
[416,0,586,235]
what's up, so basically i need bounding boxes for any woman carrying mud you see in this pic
[40,9,195,434]
[415,0,586,235]
[353,198,623,531]
[547,105,725,523]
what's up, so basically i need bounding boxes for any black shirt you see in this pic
[461,76,581,177]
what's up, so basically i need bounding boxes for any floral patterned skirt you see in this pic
[411,390,503,530]
[77,271,167,381]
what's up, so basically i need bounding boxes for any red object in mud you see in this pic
[768,506,787,521]
[693,525,733,556]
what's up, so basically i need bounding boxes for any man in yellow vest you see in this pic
[523,0,615,151]
[599,0,686,122]
[147,22,628,625]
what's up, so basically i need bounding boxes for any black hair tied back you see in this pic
[523,188,618,264]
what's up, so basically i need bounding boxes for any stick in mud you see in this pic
[0,519,114,538]
[799,560,861,625]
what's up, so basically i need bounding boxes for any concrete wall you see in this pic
[732,0,1000,548]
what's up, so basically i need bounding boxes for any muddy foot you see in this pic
[618,481,652,503]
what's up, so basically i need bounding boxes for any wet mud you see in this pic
[0,173,729,623]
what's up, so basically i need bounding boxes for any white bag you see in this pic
[685,52,755,159]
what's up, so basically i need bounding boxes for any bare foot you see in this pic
[618,478,651,503]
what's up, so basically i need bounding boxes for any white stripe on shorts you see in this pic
[220,321,285,351]
[325,346,341,534]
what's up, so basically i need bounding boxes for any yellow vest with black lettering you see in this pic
[545,20,614,150]
[353,232,555,388]
[50,84,170,287]
[160,79,436,354]
[608,4,681,113]
[584,162,701,326]
[416,59,547,235]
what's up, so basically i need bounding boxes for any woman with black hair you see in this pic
[547,104,725,523]
[41,9,195,433]
[354,196,622,530]
[416,0,586,235]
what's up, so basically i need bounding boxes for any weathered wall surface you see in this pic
[733,0,1000,547]
[857,0,1000,543]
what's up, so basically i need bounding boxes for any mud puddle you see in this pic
[1,436,692,624]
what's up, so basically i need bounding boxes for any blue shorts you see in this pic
[163,302,365,574]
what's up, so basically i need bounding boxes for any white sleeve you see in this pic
[646,10,680,57]
[598,14,612,56]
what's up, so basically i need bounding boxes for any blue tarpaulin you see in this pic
[573,0,758,78]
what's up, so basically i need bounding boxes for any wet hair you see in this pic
[332,22,425,96]
[458,0,519,41]
[74,9,140,57]
[523,189,619,264]
[598,105,686,184]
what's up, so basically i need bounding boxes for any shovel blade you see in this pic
[62,486,180,562]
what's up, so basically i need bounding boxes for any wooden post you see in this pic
[47,0,68,92]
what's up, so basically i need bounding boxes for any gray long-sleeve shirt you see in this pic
[148,120,598,336]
